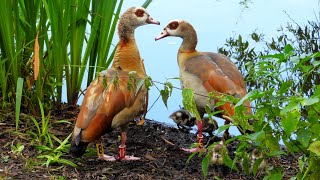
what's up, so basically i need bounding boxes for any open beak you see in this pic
[146,17,160,25]
[155,29,169,41]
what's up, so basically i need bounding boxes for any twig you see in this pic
[160,135,177,147]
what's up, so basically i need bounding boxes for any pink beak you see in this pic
[155,29,169,41]
[146,17,160,25]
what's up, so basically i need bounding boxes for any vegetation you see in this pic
[0,0,150,171]
[0,0,319,179]
[192,18,320,179]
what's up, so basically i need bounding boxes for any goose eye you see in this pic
[168,21,179,30]
[135,9,144,17]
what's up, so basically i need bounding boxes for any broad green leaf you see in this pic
[311,124,320,134]
[284,44,294,54]
[296,129,312,148]
[278,81,293,95]
[280,102,300,115]
[263,173,283,180]
[182,88,200,120]
[301,97,319,106]
[160,82,172,108]
[308,141,320,156]
[247,131,265,142]
[265,134,281,151]
[201,155,210,177]
[160,90,169,108]
[280,110,300,135]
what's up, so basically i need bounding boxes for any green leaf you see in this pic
[263,172,283,180]
[34,145,52,151]
[235,90,254,107]
[202,154,210,177]
[312,60,320,67]
[182,88,200,120]
[215,125,232,135]
[311,124,320,134]
[308,141,320,156]
[301,97,319,106]
[246,131,266,142]
[284,44,294,54]
[278,81,293,95]
[242,155,250,175]
[280,102,300,115]
[252,158,264,176]
[15,77,24,130]
[298,155,306,172]
[280,110,300,135]
[58,158,77,168]
[296,129,312,148]
[268,150,287,157]
[223,153,239,171]
[142,0,152,8]
[160,90,169,108]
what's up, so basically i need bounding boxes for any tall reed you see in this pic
[0,0,152,115]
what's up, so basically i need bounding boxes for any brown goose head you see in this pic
[155,19,197,51]
[118,7,160,42]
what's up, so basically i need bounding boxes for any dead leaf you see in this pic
[34,32,40,80]
[136,118,145,125]
[144,154,156,161]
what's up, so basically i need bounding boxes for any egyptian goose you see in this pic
[155,20,252,151]
[169,109,195,129]
[70,7,160,161]
[241,148,267,175]
[169,109,218,136]
[210,141,226,165]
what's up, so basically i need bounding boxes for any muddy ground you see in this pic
[0,105,299,179]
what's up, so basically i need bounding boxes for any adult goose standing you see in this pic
[155,20,252,152]
[70,7,160,161]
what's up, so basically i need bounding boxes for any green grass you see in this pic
[0,0,152,115]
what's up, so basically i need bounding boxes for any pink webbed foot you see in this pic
[120,155,141,161]
[182,133,207,153]
[98,154,117,161]
[117,145,140,161]
[181,147,207,153]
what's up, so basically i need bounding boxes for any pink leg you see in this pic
[117,132,140,161]
[182,120,206,153]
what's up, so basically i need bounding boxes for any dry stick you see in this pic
[160,136,176,146]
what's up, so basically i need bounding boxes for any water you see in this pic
[64,0,319,136]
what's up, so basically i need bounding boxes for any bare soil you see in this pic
[0,105,299,179]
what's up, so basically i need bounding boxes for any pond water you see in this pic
[66,0,319,135]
